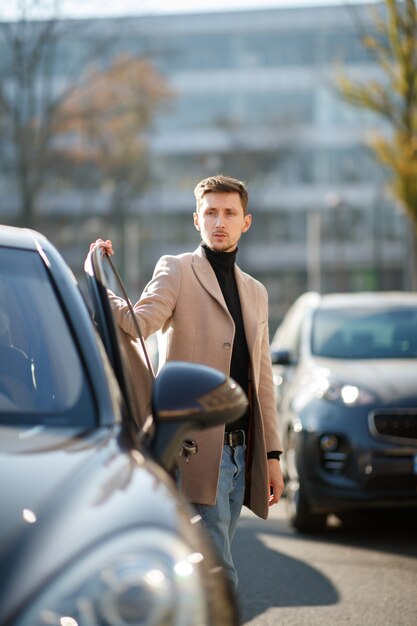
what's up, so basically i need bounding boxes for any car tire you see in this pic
[283,427,328,532]
[286,479,327,532]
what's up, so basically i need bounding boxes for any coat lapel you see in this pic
[191,246,228,312]
[192,246,259,352]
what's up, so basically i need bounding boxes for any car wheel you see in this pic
[286,479,327,532]
[284,429,327,532]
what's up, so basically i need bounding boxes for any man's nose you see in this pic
[215,213,225,227]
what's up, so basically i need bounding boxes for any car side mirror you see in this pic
[270,348,294,366]
[150,361,248,471]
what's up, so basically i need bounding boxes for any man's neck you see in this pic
[201,243,237,269]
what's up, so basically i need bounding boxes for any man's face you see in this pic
[193,191,252,253]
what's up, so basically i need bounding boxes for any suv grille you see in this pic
[369,410,417,443]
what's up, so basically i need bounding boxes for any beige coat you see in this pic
[111,245,282,519]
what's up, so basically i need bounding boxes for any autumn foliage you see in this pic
[55,54,173,184]
[336,0,417,232]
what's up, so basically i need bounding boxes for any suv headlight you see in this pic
[313,376,377,406]
[16,529,211,626]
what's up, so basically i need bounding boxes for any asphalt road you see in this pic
[232,502,417,626]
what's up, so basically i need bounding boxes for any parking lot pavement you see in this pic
[233,503,417,626]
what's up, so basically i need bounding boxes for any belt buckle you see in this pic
[228,429,245,447]
[227,431,234,447]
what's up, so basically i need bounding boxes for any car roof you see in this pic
[0,225,47,251]
[315,291,417,309]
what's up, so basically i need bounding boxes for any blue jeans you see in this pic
[194,443,246,591]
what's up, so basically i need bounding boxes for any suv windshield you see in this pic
[312,306,417,359]
[0,248,94,425]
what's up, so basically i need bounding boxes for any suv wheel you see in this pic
[283,428,327,532]
[286,480,327,532]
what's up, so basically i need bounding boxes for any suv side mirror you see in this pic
[270,348,294,366]
[150,361,248,471]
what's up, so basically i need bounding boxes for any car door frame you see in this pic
[84,248,154,431]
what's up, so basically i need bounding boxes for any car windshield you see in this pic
[312,306,417,359]
[0,248,95,425]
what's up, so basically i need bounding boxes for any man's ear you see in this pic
[242,213,252,233]
[193,211,200,231]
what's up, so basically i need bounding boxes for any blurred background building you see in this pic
[0,1,410,329]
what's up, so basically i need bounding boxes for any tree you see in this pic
[336,0,417,285]
[52,52,173,281]
[0,1,172,227]
[0,1,67,225]
[54,54,172,212]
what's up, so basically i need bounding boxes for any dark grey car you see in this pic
[0,225,246,625]
[271,291,417,532]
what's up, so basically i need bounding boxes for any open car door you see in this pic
[84,250,155,431]
[84,248,248,471]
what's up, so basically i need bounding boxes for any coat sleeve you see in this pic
[109,256,181,339]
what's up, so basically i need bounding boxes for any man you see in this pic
[90,175,284,590]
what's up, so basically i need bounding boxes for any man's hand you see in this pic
[89,238,114,256]
[268,458,284,506]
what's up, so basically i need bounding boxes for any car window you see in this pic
[0,248,95,425]
[86,251,154,429]
[271,296,315,354]
[312,307,417,359]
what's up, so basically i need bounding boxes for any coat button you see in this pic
[223,342,231,350]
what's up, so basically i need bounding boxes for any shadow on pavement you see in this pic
[233,504,417,623]
[312,507,417,558]
[232,514,339,623]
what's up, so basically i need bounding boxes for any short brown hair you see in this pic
[194,174,249,214]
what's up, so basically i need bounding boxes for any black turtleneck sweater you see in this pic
[202,243,250,433]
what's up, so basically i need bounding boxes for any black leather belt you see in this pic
[224,429,246,447]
